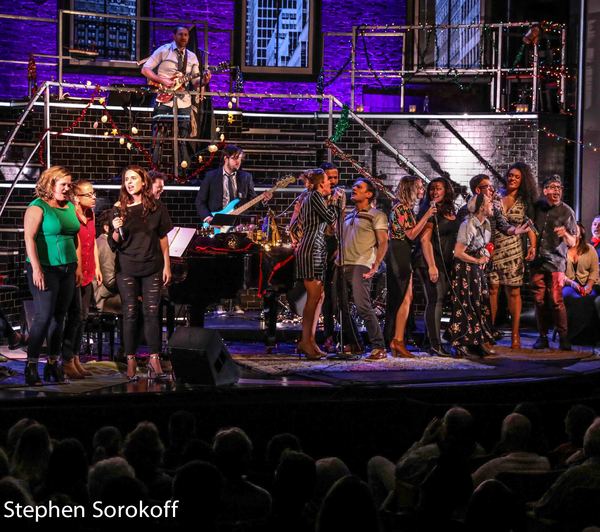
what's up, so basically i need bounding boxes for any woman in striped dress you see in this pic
[291,169,340,359]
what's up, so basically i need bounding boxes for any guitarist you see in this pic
[142,26,211,169]
[195,144,272,225]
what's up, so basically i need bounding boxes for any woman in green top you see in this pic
[23,166,80,385]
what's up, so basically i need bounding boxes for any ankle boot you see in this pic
[73,356,92,377]
[43,359,67,384]
[24,363,42,386]
[62,359,85,379]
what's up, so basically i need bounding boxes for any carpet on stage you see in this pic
[232,352,495,376]
[0,360,129,393]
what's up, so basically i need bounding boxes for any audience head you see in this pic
[149,170,166,200]
[503,162,538,206]
[222,144,244,174]
[500,413,531,452]
[316,475,380,532]
[314,456,351,502]
[266,432,302,469]
[565,405,596,448]
[0,477,34,507]
[45,438,88,495]
[583,418,600,459]
[35,165,72,203]
[439,406,477,458]
[426,177,455,217]
[173,460,223,525]
[513,401,547,453]
[396,175,425,206]
[88,456,135,502]
[542,175,563,206]
[6,418,38,458]
[273,450,316,509]
[10,423,52,488]
[180,438,214,465]
[213,427,253,480]
[123,421,165,478]
[465,479,524,532]
[91,425,123,463]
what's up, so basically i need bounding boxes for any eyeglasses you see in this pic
[545,185,562,191]
[77,192,96,198]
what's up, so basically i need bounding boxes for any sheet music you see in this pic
[168,227,196,257]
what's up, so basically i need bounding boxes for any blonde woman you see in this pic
[23,166,80,385]
[384,176,436,357]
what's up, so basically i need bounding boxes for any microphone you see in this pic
[113,208,125,240]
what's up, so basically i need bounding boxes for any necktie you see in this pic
[229,175,237,200]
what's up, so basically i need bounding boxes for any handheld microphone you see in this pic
[113,208,125,240]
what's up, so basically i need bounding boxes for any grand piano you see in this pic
[169,231,295,345]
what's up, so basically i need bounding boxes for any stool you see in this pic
[84,312,120,361]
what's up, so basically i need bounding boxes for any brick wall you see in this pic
[0,0,406,111]
[0,104,540,323]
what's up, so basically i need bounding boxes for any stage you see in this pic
[1,314,600,466]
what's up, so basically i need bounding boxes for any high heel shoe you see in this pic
[126,355,139,382]
[43,359,67,384]
[511,334,521,350]
[24,362,42,386]
[297,341,324,361]
[390,339,415,358]
[147,354,169,382]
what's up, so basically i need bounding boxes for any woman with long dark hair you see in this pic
[109,165,173,381]
[488,162,538,349]
[291,169,340,359]
[416,178,460,356]
[384,176,436,357]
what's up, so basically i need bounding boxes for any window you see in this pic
[237,0,321,78]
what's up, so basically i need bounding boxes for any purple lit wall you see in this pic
[0,0,405,111]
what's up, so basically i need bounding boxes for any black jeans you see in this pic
[62,283,94,361]
[117,271,163,355]
[26,262,76,363]
[417,266,449,348]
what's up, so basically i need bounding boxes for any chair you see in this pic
[84,311,120,361]
[495,470,564,504]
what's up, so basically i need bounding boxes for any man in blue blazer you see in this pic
[195,145,256,223]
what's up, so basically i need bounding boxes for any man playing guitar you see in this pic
[195,144,273,227]
[142,26,211,170]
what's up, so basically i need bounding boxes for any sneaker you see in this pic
[558,337,572,351]
[215,305,226,315]
[532,336,549,350]
[233,305,245,314]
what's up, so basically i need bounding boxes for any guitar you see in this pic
[204,176,296,235]
[150,61,230,104]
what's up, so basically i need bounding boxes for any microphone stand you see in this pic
[328,189,362,360]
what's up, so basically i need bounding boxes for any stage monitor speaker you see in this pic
[168,327,240,386]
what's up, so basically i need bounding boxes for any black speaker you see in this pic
[168,327,240,386]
